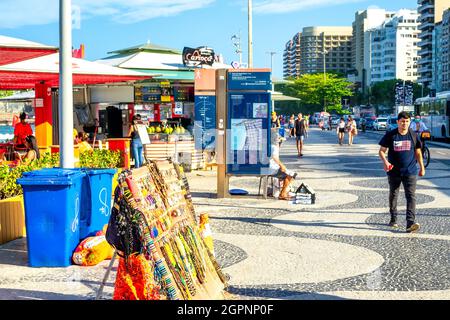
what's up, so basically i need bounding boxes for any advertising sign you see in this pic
[194,95,216,150]
[227,71,272,91]
[227,92,271,175]
[183,47,215,67]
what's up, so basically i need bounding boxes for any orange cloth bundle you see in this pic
[72,235,114,266]
[113,254,161,300]
[198,213,214,256]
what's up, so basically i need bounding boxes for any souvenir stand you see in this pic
[105,159,226,300]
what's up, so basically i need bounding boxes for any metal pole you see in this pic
[322,33,327,112]
[238,30,242,65]
[248,0,253,68]
[59,0,74,168]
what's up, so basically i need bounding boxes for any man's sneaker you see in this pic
[388,221,399,228]
[406,223,420,233]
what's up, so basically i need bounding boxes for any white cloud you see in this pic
[0,0,215,29]
[253,0,365,14]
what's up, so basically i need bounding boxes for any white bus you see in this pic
[414,91,450,139]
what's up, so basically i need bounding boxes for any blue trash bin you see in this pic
[79,169,116,239]
[17,168,86,267]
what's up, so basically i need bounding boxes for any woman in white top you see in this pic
[336,118,346,145]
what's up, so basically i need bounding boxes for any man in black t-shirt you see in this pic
[378,111,425,233]
[294,113,307,157]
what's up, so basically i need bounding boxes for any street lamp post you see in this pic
[248,0,253,68]
[231,33,243,65]
[59,0,74,168]
[322,32,327,112]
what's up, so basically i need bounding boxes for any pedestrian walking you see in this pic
[378,111,425,233]
[288,115,295,138]
[347,116,357,145]
[271,112,280,128]
[294,113,307,157]
[336,117,346,145]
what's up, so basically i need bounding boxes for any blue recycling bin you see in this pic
[17,169,86,267]
[79,169,116,239]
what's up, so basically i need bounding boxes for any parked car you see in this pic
[331,116,340,125]
[353,117,361,129]
[373,117,388,131]
[386,116,398,131]
[365,117,375,130]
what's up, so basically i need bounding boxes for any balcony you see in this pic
[418,20,434,30]
[418,56,432,65]
[417,38,433,47]
[418,47,432,56]
[418,2,433,13]
[418,64,432,74]
[420,11,435,21]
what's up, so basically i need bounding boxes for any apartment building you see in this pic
[352,8,396,91]
[369,10,420,85]
[283,32,301,78]
[439,9,450,91]
[283,27,353,79]
[417,0,448,88]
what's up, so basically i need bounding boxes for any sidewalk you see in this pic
[0,127,449,300]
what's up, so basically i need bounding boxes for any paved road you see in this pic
[201,127,450,300]
[0,127,448,300]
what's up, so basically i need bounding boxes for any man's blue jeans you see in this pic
[131,137,144,168]
[388,175,417,228]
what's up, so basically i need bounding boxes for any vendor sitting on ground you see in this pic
[269,129,296,200]
[14,135,40,165]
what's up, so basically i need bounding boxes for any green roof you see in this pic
[108,42,181,55]
[133,69,194,81]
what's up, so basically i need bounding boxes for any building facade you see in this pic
[283,32,301,78]
[283,27,353,79]
[352,8,396,91]
[440,9,450,91]
[417,0,448,89]
[369,10,420,85]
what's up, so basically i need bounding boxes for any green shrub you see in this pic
[0,149,122,200]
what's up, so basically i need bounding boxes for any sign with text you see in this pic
[226,92,271,175]
[183,47,215,67]
[194,95,216,150]
[227,71,272,91]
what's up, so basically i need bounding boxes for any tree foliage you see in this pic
[369,79,429,108]
[281,73,353,114]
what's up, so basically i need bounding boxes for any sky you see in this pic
[0,0,419,79]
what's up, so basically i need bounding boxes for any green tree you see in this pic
[369,79,429,108]
[282,73,353,114]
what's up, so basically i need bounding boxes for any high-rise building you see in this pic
[417,0,448,89]
[283,27,353,79]
[369,10,420,85]
[440,9,450,91]
[283,33,301,78]
[352,8,396,91]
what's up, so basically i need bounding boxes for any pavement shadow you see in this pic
[0,288,90,300]
[226,286,348,300]
[0,239,28,267]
